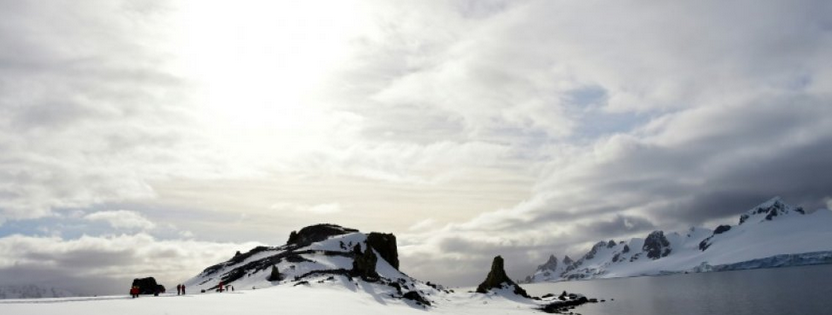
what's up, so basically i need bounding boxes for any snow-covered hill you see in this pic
[172,223,581,313]
[0,285,76,299]
[526,197,832,282]
[182,224,439,306]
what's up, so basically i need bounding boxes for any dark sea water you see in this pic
[522,264,832,315]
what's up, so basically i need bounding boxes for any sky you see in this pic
[1,0,831,295]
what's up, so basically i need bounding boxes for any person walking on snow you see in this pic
[182,284,186,295]
[176,284,181,295]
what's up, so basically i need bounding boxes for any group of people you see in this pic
[216,281,234,292]
[176,284,187,295]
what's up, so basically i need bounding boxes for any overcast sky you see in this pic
[1,0,831,295]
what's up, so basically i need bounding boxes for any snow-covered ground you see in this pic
[0,282,552,315]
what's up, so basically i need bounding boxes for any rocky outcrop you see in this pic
[286,224,358,246]
[351,244,379,281]
[366,232,399,270]
[537,255,559,271]
[643,231,671,259]
[267,265,281,281]
[402,291,431,306]
[739,197,805,225]
[700,225,735,251]
[476,256,529,298]
[131,277,165,295]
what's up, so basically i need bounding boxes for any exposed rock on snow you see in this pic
[351,243,379,281]
[476,256,529,298]
[286,224,358,246]
[642,231,671,260]
[739,196,804,225]
[366,232,399,270]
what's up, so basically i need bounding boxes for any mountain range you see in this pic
[0,285,76,299]
[526,197,832,282]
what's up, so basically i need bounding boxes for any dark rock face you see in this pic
[402,291,431,306]
[562,255,574,265]
[698,237,712,251]
[700,225,733,251]
[286,224,359,246]
[607,240,616,248]
[537,255,559,271]
[476,256,529,298]
[366,232,399,270]
[587,242,608,260]
[714,225,731,234]
[622,244,630,253]
[131,277,164,295]
[351,244,379,281]
[642,231,671,260]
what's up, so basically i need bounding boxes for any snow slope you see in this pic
[181,231,426,297]
[527,197,832,282]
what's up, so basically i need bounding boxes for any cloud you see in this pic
[84,210,156,230]
[270,202,343,215]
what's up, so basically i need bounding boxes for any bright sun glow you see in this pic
[174,0,364,129]
[166,0,370,160]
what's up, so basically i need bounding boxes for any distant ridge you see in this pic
[526,197,832,282]
[0,285,77,299]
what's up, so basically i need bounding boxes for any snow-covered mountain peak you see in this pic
[183,224,443,307]
[739,196,805,225]
[536,255,559,272]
